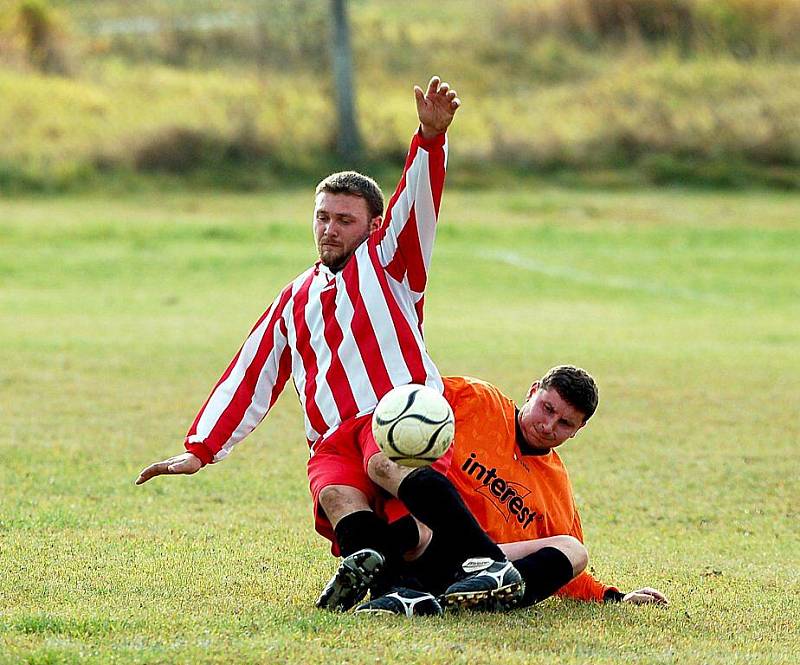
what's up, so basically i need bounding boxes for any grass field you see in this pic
[1,185,799,663]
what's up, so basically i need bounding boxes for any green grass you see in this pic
[1,186,799,663]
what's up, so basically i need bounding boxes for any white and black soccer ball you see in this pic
[371,384,455,467]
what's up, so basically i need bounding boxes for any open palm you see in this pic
[135,451,202,485]
[415,76,461,138]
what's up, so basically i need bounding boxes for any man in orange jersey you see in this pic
[445,368,666,605]
[357,367,667,613]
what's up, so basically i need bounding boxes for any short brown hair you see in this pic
[540,365,599,422]
[315,171,384,220]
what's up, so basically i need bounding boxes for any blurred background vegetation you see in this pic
[1,0,799,192]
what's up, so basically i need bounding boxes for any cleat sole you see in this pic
[316,549,384,612]
[442,582,524,611]
[354,608,400,616]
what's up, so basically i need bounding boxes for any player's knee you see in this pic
[318,484,369,525]
[544,535,587,577]
[560,536,589,576]
[367,452,411,494]
[317,485,340,515]
[367,452,392,481]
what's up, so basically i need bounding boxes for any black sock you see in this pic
[386,514,421,556]
[513,547,575,607]
[333,510,400,597]
[397,466,504,564]
[333,510,394,557]
[401,531,463,595]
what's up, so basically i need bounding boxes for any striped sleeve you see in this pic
[555,510,620,603]
[184,283,294,464]
[373,129,448,294]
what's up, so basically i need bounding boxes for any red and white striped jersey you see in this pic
[185,130,448,464]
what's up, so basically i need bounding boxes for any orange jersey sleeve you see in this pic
[558,572,615,602]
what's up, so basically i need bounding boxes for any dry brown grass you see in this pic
[2,0,800,190]
[492,0,800,57]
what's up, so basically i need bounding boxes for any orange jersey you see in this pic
[443,376,617,602]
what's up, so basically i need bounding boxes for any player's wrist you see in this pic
[417,125,447,146]
[603,588,625,603]
[184,442,213,466]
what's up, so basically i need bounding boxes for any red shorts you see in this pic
[307,412,453,555]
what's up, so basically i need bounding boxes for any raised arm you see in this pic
[374,76,461,295]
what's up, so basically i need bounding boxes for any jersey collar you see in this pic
[315,260,336,279]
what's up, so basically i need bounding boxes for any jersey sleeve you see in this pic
[373,129,448,295]
[555,509,620,603]
[557,571,617,603]
[184,284,294,464]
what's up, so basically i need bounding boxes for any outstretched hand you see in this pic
[622,587,669,605]
[135,451,202,485]
[415,76,461,139]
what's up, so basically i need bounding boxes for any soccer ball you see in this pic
[372,384,455,467]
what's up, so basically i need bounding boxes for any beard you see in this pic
[319,248,348,272]
[317,232,370,272]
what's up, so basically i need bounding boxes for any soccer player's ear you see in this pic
[369,216,382,234]
[525,381,541,401]
[570,423,586,439]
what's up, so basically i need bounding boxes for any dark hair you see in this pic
[539,365,599,422]
[315,171,384,220]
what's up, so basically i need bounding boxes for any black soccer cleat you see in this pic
[316,548,385,612]
[355,587,443,617]
[441,558,525,611]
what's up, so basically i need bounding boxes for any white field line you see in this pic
[482,249,739,307]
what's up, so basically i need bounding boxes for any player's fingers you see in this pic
[450,97,462,112]
[426,76,440,96]
[644,594,668,606]
[134,461,170,485]
[446,89,457,100]
[438,82,450,96]
[414,85,425,105]
[643,588,669,604]
[630,591,668,606]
